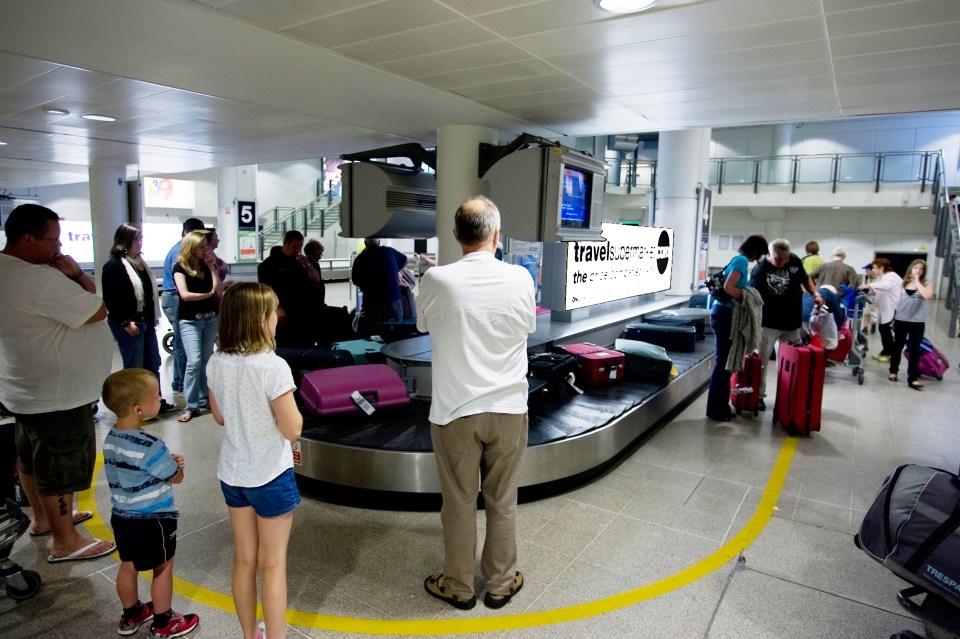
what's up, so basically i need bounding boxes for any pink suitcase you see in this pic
[556,343,625,384]
[300,364,409,417]
[904,338,949,380]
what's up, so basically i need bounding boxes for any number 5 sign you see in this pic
[238,200,257,231]
[237,200,258,261]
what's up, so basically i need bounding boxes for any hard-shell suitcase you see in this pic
[855,464,960,612]
[730,352,762,416]
[641,313,706,340]
[300,363,409,417]
[555,343,625,384]
[614,338,673,383]
[527,353,581,397]
[620,322,697,353]
[331,339,385,365]
[904,338,950,380]
[773,343,825,435]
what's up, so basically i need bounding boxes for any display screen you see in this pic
[560,165,591,228]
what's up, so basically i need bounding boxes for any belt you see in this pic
[191,311,217,320]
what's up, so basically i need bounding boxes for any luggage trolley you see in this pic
[837,289,870,385]
[0,499,42,602]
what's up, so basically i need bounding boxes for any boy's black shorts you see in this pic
[111,514,178,572]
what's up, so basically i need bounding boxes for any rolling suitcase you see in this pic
[620,322,697,352]
[674,307,714,334]
[527,353,581,398]
[641,312,706,340]
[554,343,625,385]
[826,324,853,363]
[730,352,762,416]
[904,338,949,380]
[300,363,409,417]
[773,343,825,435]
[614,338,673,383]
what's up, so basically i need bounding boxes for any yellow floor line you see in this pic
[79,435,797,635]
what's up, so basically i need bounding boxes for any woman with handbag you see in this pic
[705,235,768,421]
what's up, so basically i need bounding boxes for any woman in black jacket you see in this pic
[102,223,175,412]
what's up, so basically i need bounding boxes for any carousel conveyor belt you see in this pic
[294,339,715,495]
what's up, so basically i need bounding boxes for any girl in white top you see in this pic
[888,259,935,390]
[207,283,302,639]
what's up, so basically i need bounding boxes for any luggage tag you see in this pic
[564,372,584,395]
[350,390,376,415]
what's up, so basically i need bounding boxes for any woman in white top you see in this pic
[860,258,902,362]
[888,259,935,390]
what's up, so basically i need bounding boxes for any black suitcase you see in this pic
[527,353,581,398]
[614,338,673,382]
[641,313,706,340]
[621,322,697,352]
[379,319,425,343]
[275,347,355,388]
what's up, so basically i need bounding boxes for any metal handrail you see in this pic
[930,152,959,337]
[257,185,342,257]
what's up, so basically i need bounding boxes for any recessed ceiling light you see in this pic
[833,206,841,209]
[920,206,930,210]
[0,141,7,146]
[43,107,70,116]
[81,113,117,122]
[595,0,656,13]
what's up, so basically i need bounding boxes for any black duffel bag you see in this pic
[855,464,960,610]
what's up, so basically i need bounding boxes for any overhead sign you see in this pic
[559,223,673,310]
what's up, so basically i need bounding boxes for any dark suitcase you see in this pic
[641,313,706,340]
[730,353,762,416]
[274,347,355,389]
[855,464,960,614]
[554,343,625,385]
[621,322,697,352]
[688,292,710,309]
[317,305,355,345]
[379,319,425,343]
[773,343,825,435]
[614,338,673,383]
[300,363,409,417]
[527,377,549,411]
[527,353,581,398]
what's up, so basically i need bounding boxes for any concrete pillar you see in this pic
[217,165,256,263]
[435,125,498,265]
[655,128,711,296]
[88,166,128,291]
[772,123,794,184]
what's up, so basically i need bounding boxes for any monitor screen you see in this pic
[559,165,591,228]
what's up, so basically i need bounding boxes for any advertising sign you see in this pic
[144,177,196,209]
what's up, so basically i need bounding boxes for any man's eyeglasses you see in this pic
[33,235,61,243]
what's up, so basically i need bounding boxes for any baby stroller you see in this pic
[1,498,41,601]
[855,464,960,639]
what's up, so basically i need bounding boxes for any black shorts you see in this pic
[111,514,178,572]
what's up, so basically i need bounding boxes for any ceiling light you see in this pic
[920,206,930,210]
[81,113,117,122]
[0,141,7,146]
[833,206,841,209]
[43,107,70,116]
[595,0,656,13]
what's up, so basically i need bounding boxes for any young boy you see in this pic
[102,369,199,638]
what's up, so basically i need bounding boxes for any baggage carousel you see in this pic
[294,297,715,495]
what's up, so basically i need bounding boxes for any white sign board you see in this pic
[144,177,196,209]
[561,223,673,310]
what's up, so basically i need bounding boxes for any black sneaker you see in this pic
[159,400,177,413]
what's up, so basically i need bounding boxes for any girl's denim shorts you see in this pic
[220,467,301,518]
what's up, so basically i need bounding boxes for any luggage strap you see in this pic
[903,477,960,573]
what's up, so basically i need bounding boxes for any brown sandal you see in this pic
[888,373,897,382]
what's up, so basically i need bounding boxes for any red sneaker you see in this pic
[149,611,199,638]
[118,600,154,636]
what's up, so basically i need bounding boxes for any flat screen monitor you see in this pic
[560,165,591,229]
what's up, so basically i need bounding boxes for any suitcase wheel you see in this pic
[935,374,943,381]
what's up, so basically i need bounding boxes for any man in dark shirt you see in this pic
[257,230,321,347]
[351,238,408,333]
[750,238,822,410]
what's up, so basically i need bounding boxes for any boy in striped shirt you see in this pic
[103,369,199,638]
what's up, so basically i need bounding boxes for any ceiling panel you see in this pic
[0,0,957,189]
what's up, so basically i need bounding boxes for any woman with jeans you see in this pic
[102,223,176,413]
[706,235,769,421]
[173,230,222,422]
[888,259,934,390]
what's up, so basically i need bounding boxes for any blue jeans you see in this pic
[179,314,217,411]
[706,305,733,419]
[160,292,185,392]
[107,319,161,379]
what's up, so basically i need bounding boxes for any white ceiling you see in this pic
[1,0,959,189]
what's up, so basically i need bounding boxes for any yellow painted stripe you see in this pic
[80,435,798,635]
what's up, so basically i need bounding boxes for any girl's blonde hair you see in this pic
[216,282,278,354]
[175,230,209,277]
[903,259,928,288]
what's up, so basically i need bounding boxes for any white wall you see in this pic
[257,159,324,211]
[34,182,91,221]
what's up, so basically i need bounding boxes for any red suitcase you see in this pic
[773,343,825,435]
[730,353,762,416]
[556,343,626,384]
[300,363,409,417]
[826,325,853,363]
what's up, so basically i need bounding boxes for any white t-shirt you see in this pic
[206,350,296,488]
[416,251,537,425]
[870,271,903,324]
[0,253,113,414]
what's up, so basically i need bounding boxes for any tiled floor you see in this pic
[4,287,959,638]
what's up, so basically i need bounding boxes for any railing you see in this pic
[257,180,342,257]
[709,151,942,194]
[929,153,959,337]
[607,160,657,191]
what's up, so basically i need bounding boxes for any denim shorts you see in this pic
[220,468,301,518]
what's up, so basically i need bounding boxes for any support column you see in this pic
[772,123,794,184]
[655,128,711,296]
[217,165,255,263]
[88,167,128,291]
[435,125,498,265]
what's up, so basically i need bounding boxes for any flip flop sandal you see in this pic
[29,510,93,537]
[47,539,116,563]
[178,409,199,423]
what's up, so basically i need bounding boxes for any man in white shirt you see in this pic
[417,196,536,611]
[0,204,115,562]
